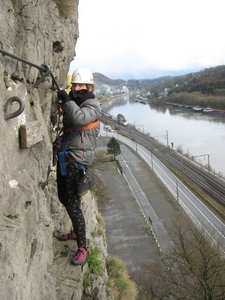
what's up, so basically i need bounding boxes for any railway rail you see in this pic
[100,114,225,208]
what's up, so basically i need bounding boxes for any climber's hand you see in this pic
[57,90,71,103]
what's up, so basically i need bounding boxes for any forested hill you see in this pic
[95,65,225,96]
[93,72,171,89]
[150,65,225,97]
[149,65,225,109]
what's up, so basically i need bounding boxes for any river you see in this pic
[101,95,225,177]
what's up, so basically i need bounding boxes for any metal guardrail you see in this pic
[105,129,225,252]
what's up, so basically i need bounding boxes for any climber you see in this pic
[56,68,101,265]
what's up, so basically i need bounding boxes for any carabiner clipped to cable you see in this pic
[4,96,25,120]
[33,64,52,88]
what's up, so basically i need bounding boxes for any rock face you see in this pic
[0,1,110,299]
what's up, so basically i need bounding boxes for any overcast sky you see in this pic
[69,0,225,80]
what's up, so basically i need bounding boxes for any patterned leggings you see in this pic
[57,162,86,248]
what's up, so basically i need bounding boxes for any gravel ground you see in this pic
[93,139,182,273]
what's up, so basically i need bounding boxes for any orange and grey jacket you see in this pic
[62,96,101,166]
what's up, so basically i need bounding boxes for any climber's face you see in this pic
[71,83,87,97]
[72,83,87,91]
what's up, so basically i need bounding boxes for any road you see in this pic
[100,114,225,207]
[118,145,174,252]
[100,123,225,252]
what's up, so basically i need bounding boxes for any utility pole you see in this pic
[192,154,210,172]
[166,130,169,147]
[152,130,169,147]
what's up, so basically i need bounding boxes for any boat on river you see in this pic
[202,107,213,113]
[192,105,203,112]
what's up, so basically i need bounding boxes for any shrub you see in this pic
[54,0,77,16]
[91,213,105,237]
[106,255,138,300]
[83,273,90,289]
[60,245,69,256]
[87,247,103,275]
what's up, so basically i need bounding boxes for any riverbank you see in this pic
[166,101,225,117]
[101,94,225,176]
[99,92,225,118]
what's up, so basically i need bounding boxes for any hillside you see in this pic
[149,65,225,109]
[93,72,172,91]
[95,65,225,94]
[94,66,225,109]
[93,72,125,86]
[149,65,225,95]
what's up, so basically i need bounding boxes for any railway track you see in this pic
[100,115,225,208]
[151,145,225,205]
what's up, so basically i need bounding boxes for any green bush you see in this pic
[87,247,103,275]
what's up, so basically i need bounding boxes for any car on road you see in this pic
[104,125,115,132]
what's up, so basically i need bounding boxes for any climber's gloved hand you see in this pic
[57,90,71,103]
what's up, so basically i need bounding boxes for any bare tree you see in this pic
[134,219,225,300]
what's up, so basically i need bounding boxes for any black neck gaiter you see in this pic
[69,90,95,106]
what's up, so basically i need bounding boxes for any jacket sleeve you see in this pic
[62,99,101,127]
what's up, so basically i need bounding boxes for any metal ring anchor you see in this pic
[4,96,25,120]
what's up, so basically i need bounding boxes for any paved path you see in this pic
[95,140,182,273]
[118,145,174,252]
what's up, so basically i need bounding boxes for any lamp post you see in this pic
[180,154,184,179]
[151,151,153,170]
[150,146,167,171]
[166,130,169,147]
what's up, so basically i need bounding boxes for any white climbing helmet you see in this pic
[71,68,94,84]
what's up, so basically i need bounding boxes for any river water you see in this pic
[101,95,225,177]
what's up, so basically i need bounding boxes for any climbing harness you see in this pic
[0,48,61,120]
[53,100,100,169]
[58,132,86,176]
[4,96,25,120]
[55,120,100,175]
